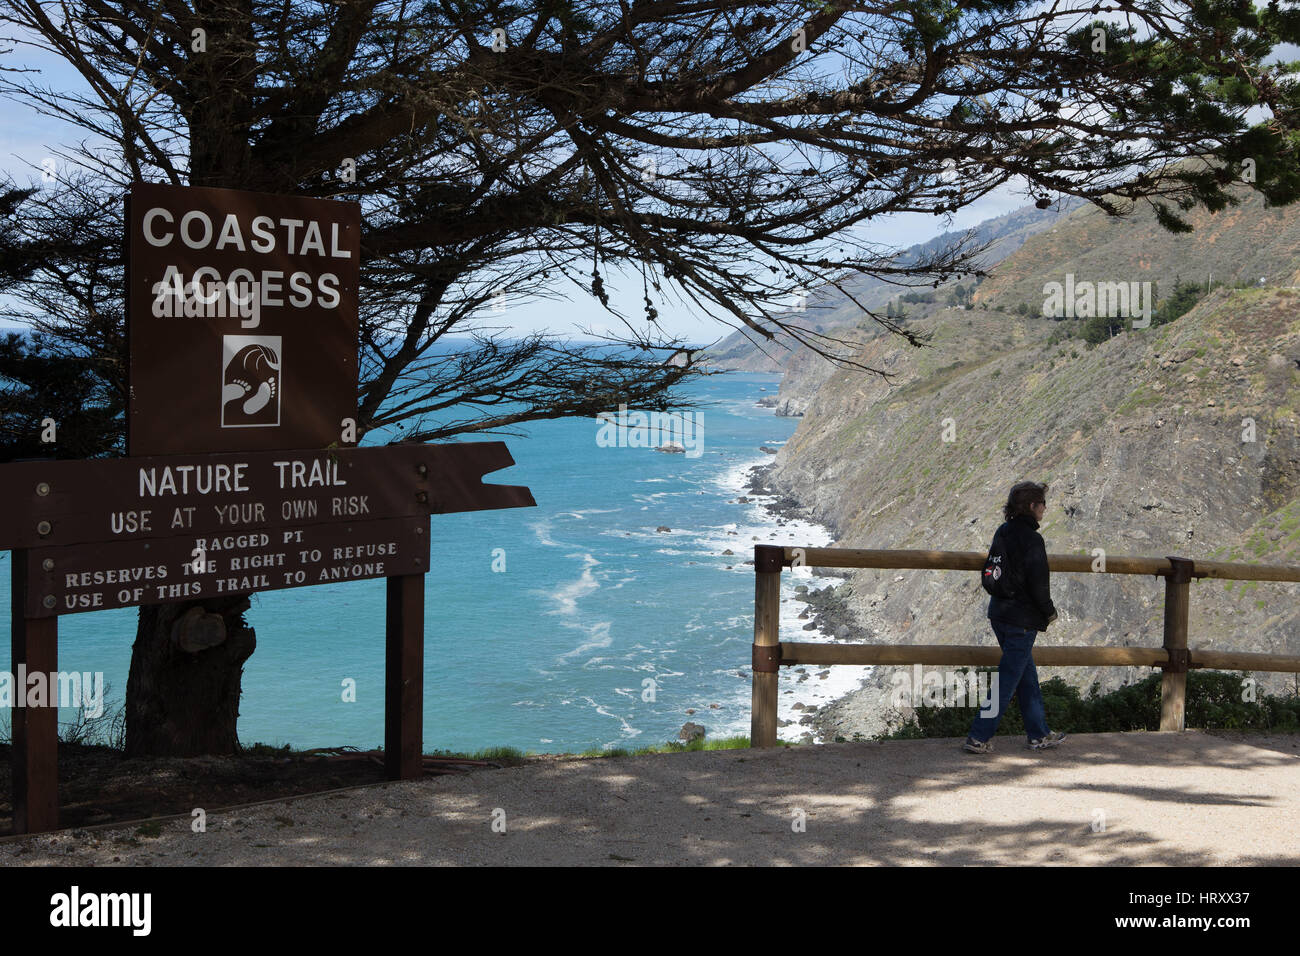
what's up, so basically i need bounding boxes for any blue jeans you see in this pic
[968,620,1050,743]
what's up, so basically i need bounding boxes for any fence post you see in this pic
[1159,557,1194,731]
[751,545,784,748]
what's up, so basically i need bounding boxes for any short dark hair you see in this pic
[1004,481,1047,521]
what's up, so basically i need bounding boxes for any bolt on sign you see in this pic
[126,183,361,455]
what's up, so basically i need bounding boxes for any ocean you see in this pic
[0,370,871,753]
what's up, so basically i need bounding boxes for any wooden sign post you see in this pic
[10,552,59,833]
[3,184,535,834]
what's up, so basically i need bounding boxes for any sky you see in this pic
[0,19,1047,346]
[3,11,1290,346]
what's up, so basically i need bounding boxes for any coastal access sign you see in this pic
[0,181,537,619]
[1,182,540,612]
[126,183,361,456]
[4,181,535,834]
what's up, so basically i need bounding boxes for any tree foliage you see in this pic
[0,330,121,458]
[1081,277,1219,343]
[1153,278,1216,327]
[2,0,1300,448]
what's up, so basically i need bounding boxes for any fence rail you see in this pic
[749,545,1300,748]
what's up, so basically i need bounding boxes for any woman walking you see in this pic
[965,481,1067,753]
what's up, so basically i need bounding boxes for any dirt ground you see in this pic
[0,743,515,835]
[2,730,1297,866]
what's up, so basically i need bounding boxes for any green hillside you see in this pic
[976,185,1300,314]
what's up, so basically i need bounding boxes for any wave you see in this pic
[545,554,602,616]
[530,518,562,548]
[581,695,641,741]
[554,507,624,520]
[557,620,613,661]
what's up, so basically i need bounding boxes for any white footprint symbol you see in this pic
[243,376,277,415]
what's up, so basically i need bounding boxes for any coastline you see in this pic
[739,459,907,743]
[743,460,915,743]
[691,453,853,743]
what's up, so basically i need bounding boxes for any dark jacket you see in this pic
[987,514,1057,632]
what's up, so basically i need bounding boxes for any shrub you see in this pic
[876,670,1300,739]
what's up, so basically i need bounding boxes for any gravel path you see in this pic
[3,730,1297,866]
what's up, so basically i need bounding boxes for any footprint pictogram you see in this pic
[222,343,280,426]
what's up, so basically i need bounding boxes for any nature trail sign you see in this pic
[0,443,528,550]
[3,183,535,835]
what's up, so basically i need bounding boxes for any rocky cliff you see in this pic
[704,198,1082,382]
[760,186,1300,738]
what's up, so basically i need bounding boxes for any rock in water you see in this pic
[678,722,706,743]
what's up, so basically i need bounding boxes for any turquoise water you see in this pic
[1,372,813,753]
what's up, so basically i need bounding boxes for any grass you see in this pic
[0,687,130,749]
[240,742,296,756]
[891,357,996,401]
[1115,383,1163,416]
[876,670,1300,740]
[230,737,756,764]
[467,746,527,761]
[573,736,751,758]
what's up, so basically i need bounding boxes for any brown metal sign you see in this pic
[126,183,360,456]
[25,516,430,617]
[0,442,534,550]
[5,179,539,836]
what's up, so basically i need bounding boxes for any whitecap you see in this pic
[546,557,601,616]
[530,518,562,548]
[557,620,613,661]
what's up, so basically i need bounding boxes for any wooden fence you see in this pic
[750,545,1300,747]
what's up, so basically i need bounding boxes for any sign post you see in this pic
[3,184,535,834]
[10,553,59,834]
[385,575,425,780]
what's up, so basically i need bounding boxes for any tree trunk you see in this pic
[118,5,263,757]
[124,595,257,756]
